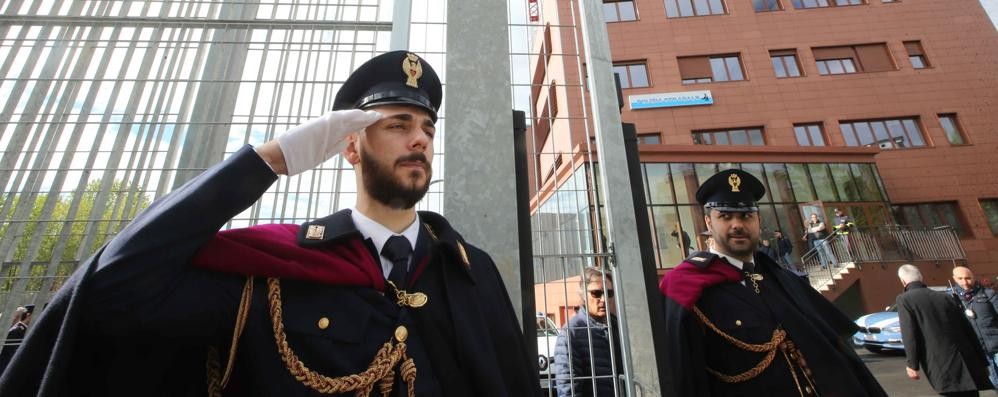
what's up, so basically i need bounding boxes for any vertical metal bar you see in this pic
[513,109,539,371]
[390,0,411,50]
[574,0,660,393]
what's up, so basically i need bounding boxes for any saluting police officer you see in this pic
[0,51,540,397]
[658,169,886,397]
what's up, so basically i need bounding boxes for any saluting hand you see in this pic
[258,109,383,176]
[906,366,920,380]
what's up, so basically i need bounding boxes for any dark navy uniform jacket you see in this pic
[659,251,886,397]
[0,146,540,397]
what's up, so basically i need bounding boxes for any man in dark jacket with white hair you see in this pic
[897,263,993,396]
[553,267,622,396]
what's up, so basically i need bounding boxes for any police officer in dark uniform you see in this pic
[0,51,540,397]
[658,169,886,397]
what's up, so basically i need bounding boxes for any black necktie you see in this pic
[744,262,756,274]
[383,235,412,288]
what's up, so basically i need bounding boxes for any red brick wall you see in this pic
[598,0,998,275]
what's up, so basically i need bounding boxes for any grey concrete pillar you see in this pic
[444,0,525,324]
[577,1,663,395]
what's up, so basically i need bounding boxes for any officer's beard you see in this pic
[360,146,431,210]
[715,231,757,260]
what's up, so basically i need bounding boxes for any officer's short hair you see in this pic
[898,264,923,283]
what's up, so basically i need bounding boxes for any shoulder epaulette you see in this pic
[684,251,718,269]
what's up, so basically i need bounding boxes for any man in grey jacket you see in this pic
[553,267,622,397]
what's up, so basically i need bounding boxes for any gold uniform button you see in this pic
[395,325,409,342]
[317,317,330,330]
[735,320,742,326]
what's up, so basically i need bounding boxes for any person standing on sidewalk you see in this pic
[952,266,998,392]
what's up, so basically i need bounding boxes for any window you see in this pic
[678,54,745,84]
[693,127,765,146]
[792,0,863,8]
[613,62,650,88]
[892,202,968,237]
[753,0,782,11]
[794,123,826,146]
[812,44,894,75]
[904,41,930,69]
[638,133,662,144]
[770,49,802,78]
[604,0,638,22]
[981,199,998,236]
[665,0,725,18]
[938,114,967,145]
[839,117,926,149]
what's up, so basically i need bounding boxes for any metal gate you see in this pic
[510,1,664,394]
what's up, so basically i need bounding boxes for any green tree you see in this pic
[0,179,151,292]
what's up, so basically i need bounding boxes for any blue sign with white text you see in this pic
[629,90,713,109]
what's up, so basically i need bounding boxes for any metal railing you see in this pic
[800,226,967,289]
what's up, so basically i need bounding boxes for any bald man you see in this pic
[953,266,998,389]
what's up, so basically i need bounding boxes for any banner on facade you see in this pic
[629,90,713,109]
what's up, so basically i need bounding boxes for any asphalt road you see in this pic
[857,347,998,396]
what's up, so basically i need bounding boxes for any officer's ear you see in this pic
[343,133,362,165]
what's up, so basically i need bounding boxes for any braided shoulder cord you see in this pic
[207,276,255,396]
[267,277,416,396]
[692,306,786,383]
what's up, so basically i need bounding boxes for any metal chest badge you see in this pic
[305,225,325,240]
[728,173,741,192]
[402,53,422,88]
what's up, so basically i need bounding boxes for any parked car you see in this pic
[537,314,560,391]
[852,304,904,354]
[852,286,951,354]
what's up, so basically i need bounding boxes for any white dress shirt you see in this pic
[350,208,420,278]
[710,247,751,285]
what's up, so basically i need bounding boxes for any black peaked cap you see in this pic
[332,51,442,122]
[695,169,766,212]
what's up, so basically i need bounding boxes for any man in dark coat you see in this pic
[952,266,998,387]
[553,267,623,396]
[0,51,540,397]
[773,230,794,266]
[659,169,887,397]
[897,264,993,396]
[0,305,32,374]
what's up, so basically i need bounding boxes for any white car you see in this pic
[537,314,560,391]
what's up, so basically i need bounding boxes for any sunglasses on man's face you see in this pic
[588,289,615,299]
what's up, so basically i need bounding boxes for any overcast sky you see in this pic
[984,0,998,28]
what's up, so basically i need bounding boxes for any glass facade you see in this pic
[539,162,892,270]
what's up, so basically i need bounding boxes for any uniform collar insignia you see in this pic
[305,225,325,240]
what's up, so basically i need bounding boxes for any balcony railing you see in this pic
[800,226,966,289]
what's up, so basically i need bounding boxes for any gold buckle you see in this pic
[386,281,428,308]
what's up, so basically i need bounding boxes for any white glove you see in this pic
[276,109,382,176]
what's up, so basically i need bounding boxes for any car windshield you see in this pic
[536,317,558,337]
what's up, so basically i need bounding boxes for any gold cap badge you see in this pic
[728,173,741,192]
[305,225,325,240]
[402,53,423,88]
